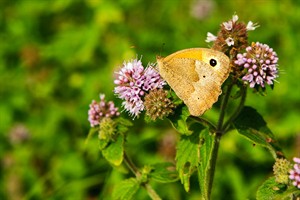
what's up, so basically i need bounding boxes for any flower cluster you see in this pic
[114,59,165,117]
[88,94,120,127]
[144,89,175,121]
[289,157,300,189]
[206,14,258,55]
[235,42,279,88]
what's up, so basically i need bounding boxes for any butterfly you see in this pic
[157,48,230,116]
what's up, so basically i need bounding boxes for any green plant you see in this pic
[87,15,300,200]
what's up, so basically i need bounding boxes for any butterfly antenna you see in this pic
[159,43,165,56]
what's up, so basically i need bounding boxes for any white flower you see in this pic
[205,32,217,43]
[223,21,233,30]
[232,14,238,23]
[246,21,259,31]
[225,37,234,46]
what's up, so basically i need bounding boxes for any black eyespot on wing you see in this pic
[209,59,217,67]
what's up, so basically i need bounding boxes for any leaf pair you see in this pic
[113,163,178,200]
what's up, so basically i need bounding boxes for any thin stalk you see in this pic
[123,152,140,176]
[190,116,217,133]
[223,86,247,133]
[144,183,162,200]
[123,152,162,200]
[206,134,221,199]
[217,83,234,133]
[205,83,233,199]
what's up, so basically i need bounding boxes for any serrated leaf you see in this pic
[175,131,201,192]
[168,106,193,135]
[257,177,281,200]
[256,177,300,200]
[113,178,140,200]
[150,162,179,183]
[102,134,124,166]
[233,106,282,158]
[197,129,215,199]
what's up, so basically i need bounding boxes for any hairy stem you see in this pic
[144,183,162,200]
[206,83,233,199]
[223,86,247,133]
[217,83,234,133]
[123,152,162,200]
[124,152,140,176]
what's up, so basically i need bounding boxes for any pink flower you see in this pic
[235,42,279,88]
[88,94,120,127]
[289,157,300,189]
[114,59,165,117]
[223,21,233,31]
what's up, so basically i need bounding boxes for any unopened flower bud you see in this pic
[144,89,175,121]
[273,158,291,184]
[99,117,117,140]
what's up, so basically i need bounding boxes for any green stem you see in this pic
[123,152,162,200]
[205,133,221,200]
[205,83,233,200]
[190,116,217,133]
[144,183,162,200]
[124,152,140,176]
[217,83,234,132]
[223,86,247,133]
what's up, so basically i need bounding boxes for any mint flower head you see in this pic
[289,157,300,189]
[144,88,175,121]
[235,42,279,88]
[114,58,165,117]
[206,14,258,55]
[88,94,120,127]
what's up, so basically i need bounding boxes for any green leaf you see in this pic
[115,117,133,134]
[101,134,124,166]
[85,127,98,145]
[99,137,110,150]
[175,130,201,192]
[168,89,183,106]
[233,106,283,158]
[113,178,140,200]
[257,177,300,200]
[197,129,215,199]
[115,117,133,127]
[149,162,179,183]
[168,106,193,135]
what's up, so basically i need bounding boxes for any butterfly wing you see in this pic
[157,48,230,116]
[157,57,198,101]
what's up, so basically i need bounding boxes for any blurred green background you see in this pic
[1,0,300,199]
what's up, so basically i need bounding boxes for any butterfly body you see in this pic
[157,48,230,116]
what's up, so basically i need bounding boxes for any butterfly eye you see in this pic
[209,59,217,67]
